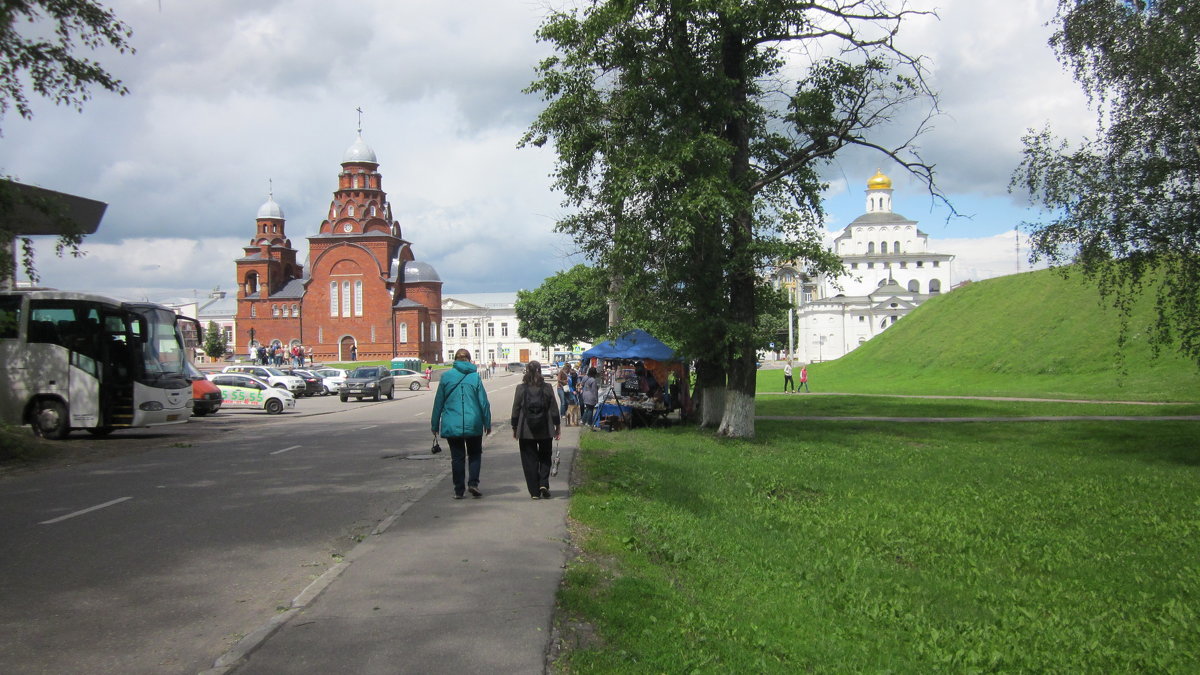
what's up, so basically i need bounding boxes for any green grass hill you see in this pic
[800,268,1200,401]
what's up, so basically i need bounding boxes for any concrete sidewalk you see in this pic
[209,426,579,674]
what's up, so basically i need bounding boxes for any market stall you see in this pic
[579,329,691,429]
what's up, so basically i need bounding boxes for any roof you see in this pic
[271,278,306,299]
[442,292,518,310]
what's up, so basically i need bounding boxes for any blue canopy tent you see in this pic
[579,329,677,362]
[579,330,688,428]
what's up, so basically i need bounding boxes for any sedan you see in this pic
[390,368,427,391]
[207,372,296,414]
[339,366,395,402]
[312,367,349,395]
[186,361,222,417]
[283,368,325,396]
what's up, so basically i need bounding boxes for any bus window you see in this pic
[0,295,20,339]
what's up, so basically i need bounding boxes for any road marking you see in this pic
[270,445,302,455]
[414,411,425,417]
[360,425,377,430]
[40,497,132,525]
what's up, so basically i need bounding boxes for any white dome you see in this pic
[257,196,284,219]
[342,134,378,164]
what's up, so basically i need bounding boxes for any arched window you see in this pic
[930,279,942,293]
[430,322,438,341]
[245,272,259,295]
[420,322,426,342]
[348,204,355,217]
[292,304,299,317]
[370,205,376,216]
[880,241,888,254]
[329,281,339,316]
[250,304,257,318]
[342,281,351,318]
[353,176,360,189]
[908,280,920,292]
[867,242,876,254]
[399,322,408,343]
[272,305,279,317]
[894,240,901,252]
[354,280,363,317]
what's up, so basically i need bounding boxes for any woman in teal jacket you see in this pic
[431,349,492,499]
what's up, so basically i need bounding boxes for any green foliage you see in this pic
[559,419,1200,672]
[1012,0,1200,365]
[0,0,134,129]
[796,267,1200,401]
[202,320,227,360]
[514,264,608,347]
[524,1,944,435]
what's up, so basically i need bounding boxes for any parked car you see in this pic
[540,363,557,379]
[207,372,296,414]
[283,368,325,396]
[186,361,222,417]
[390,368,426,391]
[339,366,395,402]
[506,362,525,373]
[312,367,349,395]
[221,365,306,395]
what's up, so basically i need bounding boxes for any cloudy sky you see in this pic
[3,0,1090,302]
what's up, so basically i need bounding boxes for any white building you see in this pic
[776,170,954,362]
[441,292,588,366]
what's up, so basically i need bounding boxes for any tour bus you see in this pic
[0,289,197,439]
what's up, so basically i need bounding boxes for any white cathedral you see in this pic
[773,170,954,362]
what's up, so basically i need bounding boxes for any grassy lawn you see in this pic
[755,394,1200,418]
[556,414,1200,672]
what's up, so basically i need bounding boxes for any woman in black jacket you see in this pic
[511,361,561,499]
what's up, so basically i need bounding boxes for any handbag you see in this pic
[430,434,442,454]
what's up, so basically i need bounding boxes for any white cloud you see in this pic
[3,0,1089,301]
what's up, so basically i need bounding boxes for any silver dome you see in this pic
[404,261,441,283]
[342,134,378,164]
[257,196,284,219]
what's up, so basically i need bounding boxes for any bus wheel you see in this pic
[32,400,70,440]
[86,427,115,436]
[265,399,284,414]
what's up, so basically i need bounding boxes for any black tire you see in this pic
[385,388,393,400]
[193,408,209,417]
[340,393,348,402]
[409,381,421,391]
[265,398,284,414]
[31,399,70,440]
[86,427,115,437]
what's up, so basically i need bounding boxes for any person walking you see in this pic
[798,364,810,392]
[556,364,573,423]
[511,361,561,500]
[579,366,599,428]
[431,348,493,499]
[783,362,795,393]
[349,344,357,361]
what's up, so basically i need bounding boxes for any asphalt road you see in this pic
[0,375,521,674]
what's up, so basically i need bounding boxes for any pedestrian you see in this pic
[511,361,560,499]
[579,366,599,428]
[425,366,433,389]
[783,362,795,392]
[431,348,492,499]
[556,363,573,422]
[297,345,306,368]
[350,344,357,361]
[799,364,810,392]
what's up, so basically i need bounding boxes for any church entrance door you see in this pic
[340,336,356,361]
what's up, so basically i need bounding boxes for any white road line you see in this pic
[413,412,425,417]
[360,425,377,430]
[40,497,132,525]
[270,445,302,455]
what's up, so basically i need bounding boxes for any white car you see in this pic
[207,373,296,414]
[313,367,350,394]
[390,368,427,391]
[221,365,306,395]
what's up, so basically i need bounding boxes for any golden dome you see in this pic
[867,169,892,190]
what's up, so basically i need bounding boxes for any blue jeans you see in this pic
[581,404,596,427]
[446,436,482,496]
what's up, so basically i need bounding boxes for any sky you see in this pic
[2,0,1092,302]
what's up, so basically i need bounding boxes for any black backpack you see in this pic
[524,385,550,436]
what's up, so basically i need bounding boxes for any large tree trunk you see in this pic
[716,23,756,439]
[693,358,725,428]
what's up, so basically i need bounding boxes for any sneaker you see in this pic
[539,487,551,499]
[453,493,464,500]
[468,486,483,498]
[530,494,540,500]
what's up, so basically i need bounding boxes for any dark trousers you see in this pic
[446,435,483,496]
[783,374,795,391]
[518,437,553,497]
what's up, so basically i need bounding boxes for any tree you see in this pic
[515,264,609,348]
[202,320,227,360]
[525,0,941,437]
[1012,0,1200,366]
[0,0,134,285]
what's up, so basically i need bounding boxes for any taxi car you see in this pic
[220,365,306,396]
[207,372,296,414]
[390,368,427,391]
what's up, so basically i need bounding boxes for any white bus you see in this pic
[0,289,196,439]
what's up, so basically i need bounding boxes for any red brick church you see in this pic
[234,134,443,363]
